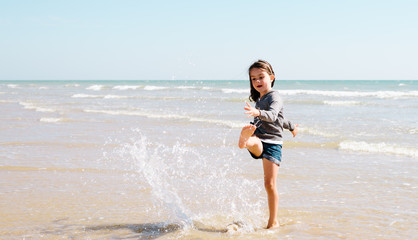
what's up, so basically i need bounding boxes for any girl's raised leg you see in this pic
[263,158,280,229]
[238,125,263,157]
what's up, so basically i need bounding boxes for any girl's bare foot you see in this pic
[266,220,279,229]
[238,125,256,149]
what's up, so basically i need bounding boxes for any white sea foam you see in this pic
[86,85,104,91]
[221,88,248,94]
[71,94,103,98]
[323,100,361,106]
[7,84,19,89]
[40,118,64,123]
[144,86,168,91]
[281,90,418,99]
[104,95,129,99]
[409,128,418,134]
[339,140,418,158]
[19,102,55,112]
[113,85,141,90]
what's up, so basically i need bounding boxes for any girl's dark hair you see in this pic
[248,59,276,102]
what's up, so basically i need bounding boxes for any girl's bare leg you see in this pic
[238,125,263,157]
[263,158,280,229]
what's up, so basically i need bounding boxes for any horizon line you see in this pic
[1,79,417,81]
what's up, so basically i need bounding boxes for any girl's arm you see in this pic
[258,92,285,123]
[283,118,294,130]
[284,121,298,137]
[258,100,281,122]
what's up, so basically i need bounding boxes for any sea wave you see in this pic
[71,94,129,99]
[19,102,55,112]
[71,94,103,98]
[135,85,248,94]
[86,85,105,91]
[409,128,418,134]
[7,84,19,89]
[339,140,418,158]
[221,88,249,94]
[103,95,129,99]
[144,86,169,91]
[164,86,418,99]
[113,85,142,90]
[40,118,66,123]
[84,109,244,128]
[280,90,418,99]
[323,100,361,106]
[283,140,418,158]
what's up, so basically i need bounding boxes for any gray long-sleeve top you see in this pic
[253,90,295,144]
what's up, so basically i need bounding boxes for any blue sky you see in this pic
[0,0,417,80]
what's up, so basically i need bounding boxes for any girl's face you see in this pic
[250,68,275,97]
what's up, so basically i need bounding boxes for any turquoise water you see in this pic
[0,80,417,239]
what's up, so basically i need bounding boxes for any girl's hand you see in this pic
[291,124,299,137]
[244,102,260,117]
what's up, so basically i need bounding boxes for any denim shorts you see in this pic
[249,142,282,166]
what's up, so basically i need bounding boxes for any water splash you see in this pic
[103,129,193,227]
[102,128,266,234]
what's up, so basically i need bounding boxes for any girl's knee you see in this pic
[264,180,276,192]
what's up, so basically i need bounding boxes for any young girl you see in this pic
[238,60,298,229]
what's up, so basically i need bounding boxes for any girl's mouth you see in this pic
[256,85,263,88]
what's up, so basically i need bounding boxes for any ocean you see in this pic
[0,80,417,239]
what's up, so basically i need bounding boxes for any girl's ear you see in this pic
[270,75,275,81]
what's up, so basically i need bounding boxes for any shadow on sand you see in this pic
[85,221,233,239]
[86,222,182,239]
